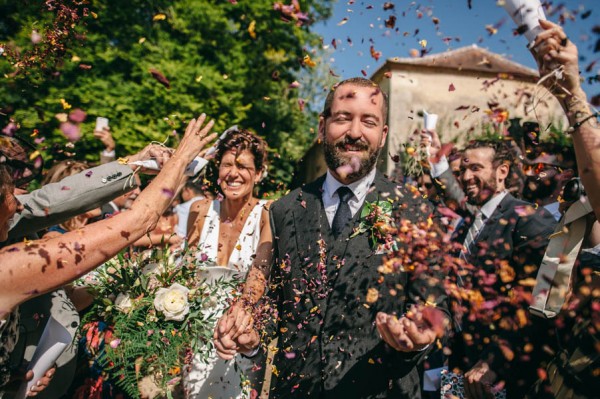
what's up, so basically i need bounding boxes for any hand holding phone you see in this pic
[95,117,109,131]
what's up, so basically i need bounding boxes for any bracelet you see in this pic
[567,112,600,134]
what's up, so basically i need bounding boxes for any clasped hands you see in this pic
[214,302,260,360]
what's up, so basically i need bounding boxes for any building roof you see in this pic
[372,44,540,80]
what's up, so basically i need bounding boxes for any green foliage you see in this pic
[0,0,333,193]
[79,247,237,396]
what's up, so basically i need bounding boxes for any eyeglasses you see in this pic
[523,162,557,175]
[0,134,43,186]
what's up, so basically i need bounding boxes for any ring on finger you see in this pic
[560,37,568,47]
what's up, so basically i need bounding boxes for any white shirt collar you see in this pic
[479,190,508,219]
[322,167,377,225]
[323,167,377,205]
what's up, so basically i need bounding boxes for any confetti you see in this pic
[303,54,316,67]
[370,46,382,61]
[248,20,257,39]
[60,98,71,110]
[337,17,348,26]
[149,68,171,89]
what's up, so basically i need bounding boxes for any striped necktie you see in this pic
[460,212,484,259]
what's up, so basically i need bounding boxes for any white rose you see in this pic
[153,283,190,321]
[115,292,134,314]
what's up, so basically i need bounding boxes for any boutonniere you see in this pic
[351,200,395,247]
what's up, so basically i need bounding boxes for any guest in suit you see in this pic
[433,140,556,398]
[524,20,600,399]
[214,77,449,398]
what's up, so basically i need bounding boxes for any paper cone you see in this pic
[501,0,546,45]
[15,316,72,398]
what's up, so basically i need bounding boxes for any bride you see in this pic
[184,127,270,398]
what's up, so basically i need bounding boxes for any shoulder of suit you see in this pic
[502,195,557,223]
[271,180,320,214]
[373,174,425,204]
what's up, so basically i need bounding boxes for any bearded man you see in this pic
[214,77,450,398]
[435,140,557,398]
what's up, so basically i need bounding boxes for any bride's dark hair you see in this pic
[214,128,268,172]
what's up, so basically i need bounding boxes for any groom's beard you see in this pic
[323,136,381,181]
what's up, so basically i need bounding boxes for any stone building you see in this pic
[295,45,566,184]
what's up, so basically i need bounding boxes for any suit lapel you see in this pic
[472,194,514,246]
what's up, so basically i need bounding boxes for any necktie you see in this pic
[332,186,353,238]
[460,212,484,259]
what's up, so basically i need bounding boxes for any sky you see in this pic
[312,0,599,97]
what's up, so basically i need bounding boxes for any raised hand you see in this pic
[24,365,56,397]
[530,19,580,97]
[93,126,116,152]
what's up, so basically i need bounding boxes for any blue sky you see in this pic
[313,1,599,97]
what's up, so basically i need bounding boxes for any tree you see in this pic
[0,0,333,193]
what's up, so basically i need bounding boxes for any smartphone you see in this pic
[95,117,109,131]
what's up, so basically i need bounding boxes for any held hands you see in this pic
[213,303,260,360]
[463,360,498,399]
[376,305,447,352]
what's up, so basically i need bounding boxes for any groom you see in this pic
[217,77,448,398]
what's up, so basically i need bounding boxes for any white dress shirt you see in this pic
[322,167,377,227]
[479,190,508,220]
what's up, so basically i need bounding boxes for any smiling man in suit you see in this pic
[438,140,557,398]
[216,77,449,398]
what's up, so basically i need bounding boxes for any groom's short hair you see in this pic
[321,77,388,121]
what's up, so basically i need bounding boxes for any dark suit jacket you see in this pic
[449,193,557,397]
[266,172,447,399]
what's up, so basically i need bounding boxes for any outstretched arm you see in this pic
[532,19,600,219]
[10,144,174,240]
[0,115,216,318]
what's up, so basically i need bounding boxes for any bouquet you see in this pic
[79,246,235,398]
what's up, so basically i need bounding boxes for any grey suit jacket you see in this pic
[8,161,137,240]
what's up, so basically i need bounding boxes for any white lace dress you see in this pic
[184,199,266,399]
